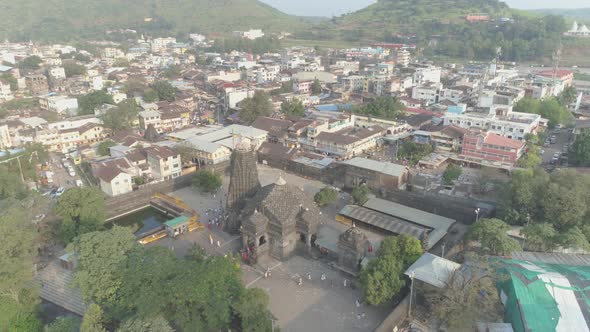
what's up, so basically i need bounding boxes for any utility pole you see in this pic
[408,272,415,318]
[522,213,531,249]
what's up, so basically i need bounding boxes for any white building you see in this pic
[146,146,182,180]
[413,66,441,85]
[396,49,411,67]
[96,167,133,197]
[101,47,125,59]
[48,67,66,80]
[412,83,443,106]
[233,29,265,40]
[564,21,590,37]
[39,96,79,114]
[151,37,176,53]
[0,79,13,102]
[0,124,12,149]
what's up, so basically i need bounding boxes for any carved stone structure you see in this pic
[337,224,370,273]
[224,142,260,234]
[241,176,320,261]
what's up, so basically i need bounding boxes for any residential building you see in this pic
[181,139,231,165]
[39,95,79,114]
[412,83,443,106]
[139,110,162,132]
[342,75,365,93]
[0,79,13,102]
[293,80,313,94]
[564,21,590,37]
[146,146,182,180]
[461,130,526,165]
[413,66,441,85]
[232,29,265,40]
[95,165,133,197]
[151,37,176,53]
[429,125,469,152]
[48,67,66,80]
[396,49,411,67]
[25,74,49,96]
[315,125,385,159]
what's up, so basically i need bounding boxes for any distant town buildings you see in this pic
[565,21,590,37]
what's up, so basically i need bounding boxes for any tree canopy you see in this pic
[354,96,405,120]
[238,91,273,125]
[398,141,433,165]
[17,56,42,70]
[78,90,114,115]
[442,164,462,185]
[100,99,139,133]
[192,170,223,193]
[570,130,590,167]
[351,184,370,205]
[97,140,116,157]
[467,218,521,255]
[63,60,87,77]
[280,100,305,118]
[45,316,80,332]
[360,235,422,305]
[151,81,177,102]
[234,288,274,332]
[314,187,338,207]
[311,79,322,95]
[513,97,573,128]
[55,187,106,243]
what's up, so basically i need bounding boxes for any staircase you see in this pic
[37,261,87,316]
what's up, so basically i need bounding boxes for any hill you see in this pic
[0,0,304,41]
[292,0,566,62]
[532,8,590,22]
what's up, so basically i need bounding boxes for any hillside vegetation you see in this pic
[0,0,304,41]
[532,8,590,22]
[292,0,566,62]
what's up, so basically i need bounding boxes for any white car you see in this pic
[75,180,84,187]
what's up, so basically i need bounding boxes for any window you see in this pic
[173,164,179,168]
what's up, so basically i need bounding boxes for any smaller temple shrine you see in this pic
[337,224,370,273]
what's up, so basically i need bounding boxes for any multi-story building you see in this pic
[412,83,443,106]
[48,67,66,80]
[232,29,265,40]
[146,146,182,180]
[444,106,542,141]
[151,37,176,53]
[461,130,525,165]
[139,110,162,132]
[396,49,411,67]
[25,74,49,96]
[315,125,385,159]
[342,75,365,93]
[413,66,441,85]
[95,162,134,197]
[293,80,313,94]
[39,95,79,114]
[0,79,13,102]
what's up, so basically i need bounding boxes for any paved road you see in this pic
[47,153,83,191]
[541,128,574,166]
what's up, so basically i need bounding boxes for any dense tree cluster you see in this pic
[100,99,139,133]
[55,187,106,243]
[280,100,305,118]
[314,186,338,206]
[360,235,423,305]
[513,96,573,128]
[238,91,273,124]
[570,130,590,167]
[192,170,223,193]
[17,56,42,71]
[354,96,405,120]
[467,218,521,255]
[442,164,462,185]
[500,168,590,251]
[398,141,433,165]
[63,60,87,77]
[68,227,274,331]
[77,90,115,115]
[209,37,282,55]
[351,184,370,205]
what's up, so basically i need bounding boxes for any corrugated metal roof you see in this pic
[342,157,407,177]
[511,252,590,267]
[363,197,455,230]
[339,205,425,239]
[165,216,189,228]
[404,253,461,288]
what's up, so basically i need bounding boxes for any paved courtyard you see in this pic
[148,165,391,331]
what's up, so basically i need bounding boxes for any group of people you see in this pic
[205,207,225,230]
[295,272,349,289]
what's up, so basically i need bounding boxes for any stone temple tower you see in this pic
[224,141,260,234]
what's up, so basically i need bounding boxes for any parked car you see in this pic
[52,187,65,198]
[67,166,76,177]
[75,179,84,187]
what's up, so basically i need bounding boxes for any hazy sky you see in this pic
[260,0,589,17]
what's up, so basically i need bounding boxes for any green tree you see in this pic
[467,218,521,255]
[113,58,130,67]
[280,100,305,118]
[0,205,38,329]
[426,254,503,331]
[234,288,274,332]
[271,80,292,95]
[520,223,558,252]
[558,86,577,106]
[559,226,590,251]
[101,99,138,133]
[63,60,87,77]
[359,254,405,305]
[78,90,115,115]
[45,316,80,332]
[515,97,572,128]
[192,170,222,193]
[0,166,28,199]
[55,187,106,243]
[186,243,207,263]
[69,226,139,305]
[0,73,18,91]
[398,141,433,165]
[162,65,181,78]
[97,140,116,156]
[80,304,107,332]
[377,234,423,269]
[351,184,370,205]
[570,130,590,167]
[152,81,177,102]
[541,182,586,230]
[238,91,273,124]
[442,164,462,185]
[311,79,322,95]
[518,145,542,169]
[18,56,42,70]
[142,89,159,103]
[117,316,173,332]
[314,187,338,206]
[8,312,42,332]
[354,96,405,120]
[123,78,148,95]
[499,168,549,225]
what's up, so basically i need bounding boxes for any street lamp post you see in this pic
[475,208,481,223]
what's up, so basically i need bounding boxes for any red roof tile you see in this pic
[484,133,525,149]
